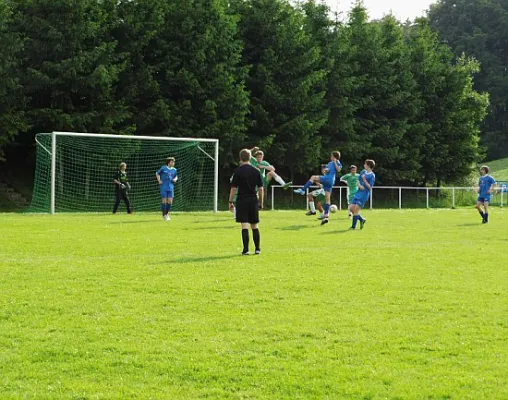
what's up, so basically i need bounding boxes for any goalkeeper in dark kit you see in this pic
[113,162,133,214]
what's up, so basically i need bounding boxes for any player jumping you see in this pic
[294,151,342,225]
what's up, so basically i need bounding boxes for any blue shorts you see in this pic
[160,188,174,199]
[351,193,369,209]
[477,195,491,203]
[319,176,334,193]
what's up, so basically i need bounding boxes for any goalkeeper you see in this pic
[113,162,133,214]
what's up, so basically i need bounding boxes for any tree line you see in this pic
[0,0,490,185]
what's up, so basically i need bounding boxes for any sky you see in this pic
[325,0,438,21]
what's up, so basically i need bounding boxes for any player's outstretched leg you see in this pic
[294,175,319,195]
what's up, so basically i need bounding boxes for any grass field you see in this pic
[1,209,507,399]
[487,157,508,182]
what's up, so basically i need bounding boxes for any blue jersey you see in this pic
[157,166,177,189]
[324,160,342,183]
[478,175,496,197]
[358,170,375,193]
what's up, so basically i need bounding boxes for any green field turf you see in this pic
[1,209,507,399]
[487,157,508,181]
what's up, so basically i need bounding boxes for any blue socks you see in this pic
[302,180,313,191]
[351,215,365,229]
[161,203,165,215]
[324,203,330,216]
[166,204,172,214]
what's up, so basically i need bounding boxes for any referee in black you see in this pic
[229,148,264,255]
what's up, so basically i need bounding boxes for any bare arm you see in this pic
[156,173,162,185]
[229,187,237,211]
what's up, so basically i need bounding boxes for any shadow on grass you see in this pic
[181,225,233,231]
[153,254,240,265]
[277,225,310,231]
[457,223,482,227]
[320,228,354,234]
[109,219,160,224]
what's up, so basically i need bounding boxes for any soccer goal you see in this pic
[27,132,219,214]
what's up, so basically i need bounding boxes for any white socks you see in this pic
[274,174,286,186]
[309,201,316,213]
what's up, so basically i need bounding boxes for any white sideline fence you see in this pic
[270,185,507,210]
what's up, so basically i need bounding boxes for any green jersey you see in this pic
[250,157,271,187]
[340,173,359,202]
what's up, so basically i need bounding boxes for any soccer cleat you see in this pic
[320,218,329,226]
[294,188,305,195]
[255,249,261,255]
[482,219,488,224]
[360,219,366,229]
[241,251,250,256]
[306,210,316,216]
[317,214,325,220]
[283,182,293,190]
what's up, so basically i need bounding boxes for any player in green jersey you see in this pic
[250,148,292,200]
[307,188,326,219]
[340,165,359,218]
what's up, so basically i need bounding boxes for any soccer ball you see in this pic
[329,204,338,213]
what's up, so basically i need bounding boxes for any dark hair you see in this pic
[166,157,175,165]
[332,151,341,160]
[349,165,357,171]
[239,149,251,162]
[481,165,489,173]
[365,159,375,169]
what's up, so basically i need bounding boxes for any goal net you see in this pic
[27,132,219,213]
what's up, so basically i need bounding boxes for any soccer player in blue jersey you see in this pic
[475,165,496,224]
[156,157,178,221]
[294,151,342,225]
[350,159,375,230]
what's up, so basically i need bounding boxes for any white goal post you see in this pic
[29,132,219,214]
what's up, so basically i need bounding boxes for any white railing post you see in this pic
[399,187,402,209]
[50,132,56,214]
[306,188,309,210]
[339,187,342,210]
[426,188,429,209]
[370,189,373,210]
[452,188,455,208]
[271,185,275,211]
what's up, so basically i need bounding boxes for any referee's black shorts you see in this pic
[235,197,259,224]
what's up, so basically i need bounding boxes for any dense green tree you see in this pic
[116,0,249,163]
[429,0,508,159]
[0,1,27,161]
[10,0,129,137]
[236,0,328,175]
[330,5,422,184]
[407,19,489,185]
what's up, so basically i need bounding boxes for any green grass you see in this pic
[1,210,507,399]
[486,157,508,182]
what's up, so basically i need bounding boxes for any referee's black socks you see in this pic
[252,228,260,251]
[242,229,249,253]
